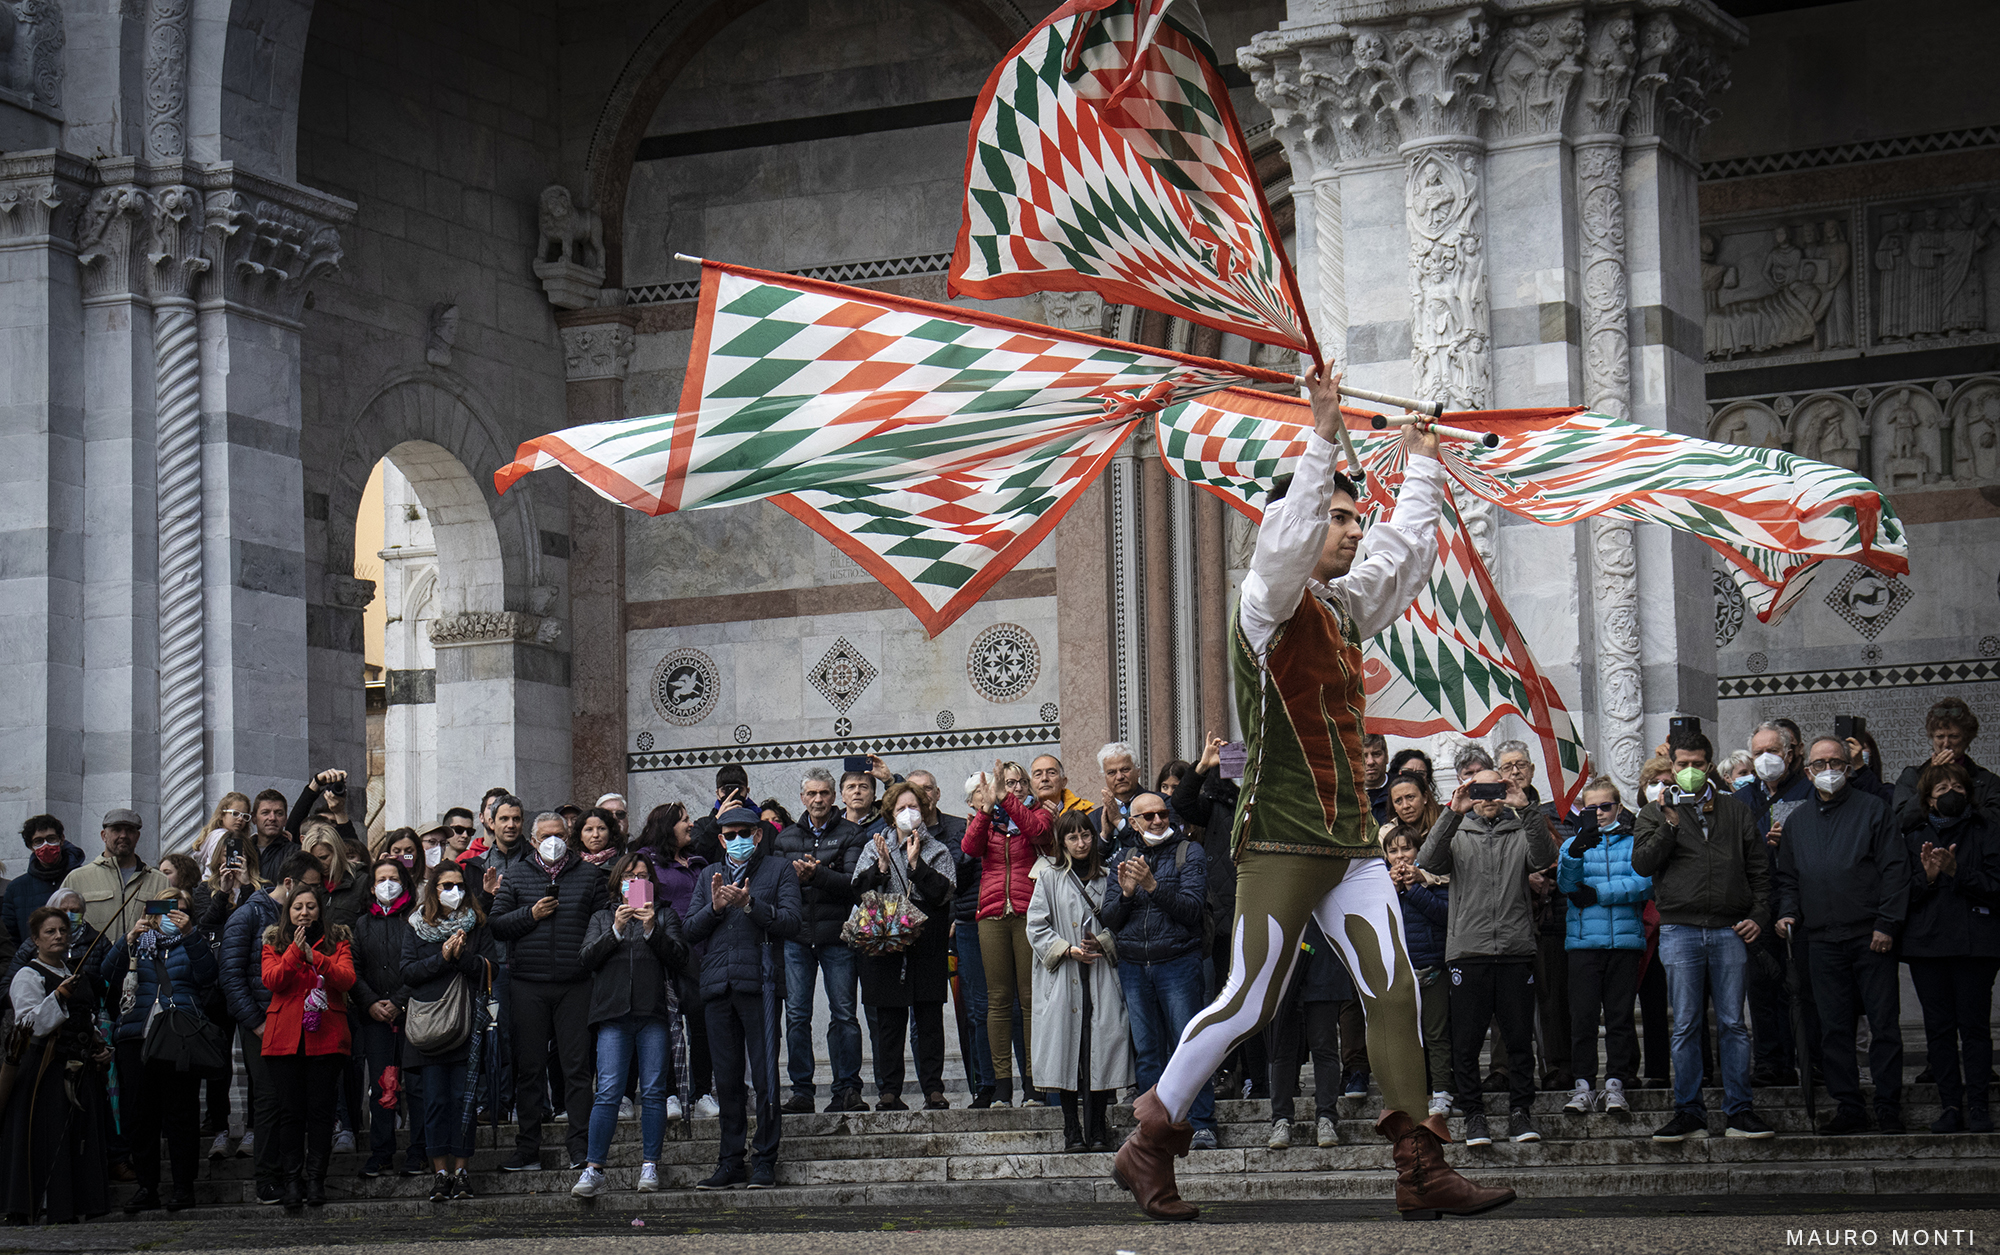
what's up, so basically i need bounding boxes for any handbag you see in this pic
[142,952,230,1077]
[840,846,929,956]
[404,941,474,1055]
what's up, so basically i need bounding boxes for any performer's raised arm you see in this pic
[1239,364,1446,653]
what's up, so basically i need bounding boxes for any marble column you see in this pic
[1243,0,1744,798]
[558,310,638,808]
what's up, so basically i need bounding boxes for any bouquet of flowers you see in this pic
[840,855,930,955]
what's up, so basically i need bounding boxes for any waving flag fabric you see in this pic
[1155,387,1593,809]
[1157,389,1909,626]
[496,260,1289,634]
[950,0,1316,356]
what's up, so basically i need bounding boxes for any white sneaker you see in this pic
[618,1098,635,1120]
[665,1096,684,1121]
[235,1131,254,1159]
[1563,1080,1593,1114]
[332,1129,356,1154]
[1428,1091,1453,1117]
[571,1165,607,1198]
[209,1131,231,1160]
[1190,1128,1218,1150]
[989,1098,1011,1109]
[637,1163,660,1193]
[1267,1117,1291,1150]
[1316,1116,1338,1148]
[693,1093,721,1120]
[1603,1078,1629,1115]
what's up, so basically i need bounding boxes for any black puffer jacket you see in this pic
[490,855,608,983]
[1171,765,1241,926]
[771,815,868,947]
[580,904,689,1026]
[684,850,802,1001]
[350,900,418,1008]
[1902,811,2000,959]
[1098,830,1208,966]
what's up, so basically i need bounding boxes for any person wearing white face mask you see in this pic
[350,856,426,1178]
[490,811,608,1171]
[1099,792,1218,1147]
[851,782,958,1111]
[1733,720,1818,1087]
[1774,737,1911,1135]
[398,863,495,1201]
[1634,743,1777,1143]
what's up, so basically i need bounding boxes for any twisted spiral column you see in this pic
[1576,136,1645,797]
[155,302,205,846]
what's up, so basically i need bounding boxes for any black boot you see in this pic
[281,1172,304,1211]
[1968,1093,1993,1134]
[1059,1090,1085,1151]
[970,1085,995,1109]
[994,1077,1014,1108]
[305,1149,329,1206]
[1087,1089,1113,1150]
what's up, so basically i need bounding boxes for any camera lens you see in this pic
[327,780,346,796]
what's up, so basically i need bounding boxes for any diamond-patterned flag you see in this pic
[496,260,1283,634]
[1154,387,1595,809]
[1158,390,1909,626]
[949,0,1316,356]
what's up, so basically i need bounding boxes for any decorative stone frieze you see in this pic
[429,610,563,648]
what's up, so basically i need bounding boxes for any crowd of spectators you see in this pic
[2,695,1995,1221]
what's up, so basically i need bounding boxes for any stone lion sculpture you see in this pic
[536,185,604,271]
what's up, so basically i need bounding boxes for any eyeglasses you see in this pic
[1805,759,1848,773]
[31,834,61,846]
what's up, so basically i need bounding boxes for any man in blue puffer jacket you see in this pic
[1557,777,1651,1117]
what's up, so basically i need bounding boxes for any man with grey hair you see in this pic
[773,766,869,1112]
[1494,739,1574,1091]
[1737,717,1815,1086]
[1453,743,1496,781]
[1092,741,1144,840]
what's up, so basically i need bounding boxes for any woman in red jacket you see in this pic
[260,882,357,1210]
[962,759,1054,1107]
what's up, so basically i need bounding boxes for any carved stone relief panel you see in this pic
[1788,392,1864,471]
[1947,376,2000,483]
[1032,290,1107,336]
[1869,194,1996,348]
[1866,384,1947,489]
[1707,399,1785,451]
[1701,216,1856,363]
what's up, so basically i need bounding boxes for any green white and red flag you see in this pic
[494,259,1288,634]
[949,0,1316,358]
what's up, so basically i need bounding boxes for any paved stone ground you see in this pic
[11,1198,1994,1255]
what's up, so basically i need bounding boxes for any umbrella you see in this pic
[1785,935,1816,1127]
[457,962,495,1151]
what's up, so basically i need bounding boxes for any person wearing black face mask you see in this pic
[1902,761,2000,1133]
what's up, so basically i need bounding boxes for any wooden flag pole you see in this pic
[1369,412,1500,447]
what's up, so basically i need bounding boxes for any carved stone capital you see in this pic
[1488,10,1585,140]
[1627,10,1739,158]
[559,322,635,383]
[326,574,377,611]
[1241,37,1339,179]
[145,183,208,303]
[428,610,564,648]
[0,152,92,247]
[1575,10,1637,137]
[197,171,352,325]
[1343,11,1495,150]
[75,184,150,301]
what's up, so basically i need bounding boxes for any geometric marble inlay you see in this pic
[809,638,877,713]
[967,623,1040,703]
[1714,569,1746,647]
[1824,564,1912,640]
[653,648,721,726]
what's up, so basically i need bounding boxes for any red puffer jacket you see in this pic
[259,929,357,1057]
[961,795,1054,919]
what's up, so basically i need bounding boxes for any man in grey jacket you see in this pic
[1418,769,1557,1146]
[1776,736,1910,1135]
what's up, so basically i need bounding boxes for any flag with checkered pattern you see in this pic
[1157,389,1909,625]
[949,0,1316,357]
[1153,387,1595,808]
[495,260,1261,634]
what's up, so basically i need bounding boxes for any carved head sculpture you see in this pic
[1771,225,1790,247]
[1822,219,1843,243]
[1889,212,1909,232]
[1795,222,1818,246]
[1701,233,1717,259]
[1350,30,1387,67]
[1923,207,1942,229]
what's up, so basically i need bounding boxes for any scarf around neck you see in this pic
[410,907,476,943]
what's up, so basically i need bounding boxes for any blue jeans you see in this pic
[418,1061,473,1160]
[784,941,861,1098]
[1120,951,1216,1132]
[953,920,1028,1090]
[1658,923,1753,1116]
[589,1016,669,1164]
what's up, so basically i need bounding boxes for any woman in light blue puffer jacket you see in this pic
[1556,776,1652,1116]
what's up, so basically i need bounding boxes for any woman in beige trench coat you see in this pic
[1027,810,1134,1151]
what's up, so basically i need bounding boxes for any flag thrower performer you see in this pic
[1113,363,1517,1224]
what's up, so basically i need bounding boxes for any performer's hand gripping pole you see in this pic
[1369,412,1500,448]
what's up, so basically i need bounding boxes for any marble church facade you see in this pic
[2,0,1995,852]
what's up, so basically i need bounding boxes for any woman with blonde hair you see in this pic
[196,791,254,862]
[1026,809,1131,1150]
[304,822,366,929]
[197,822,260,1156]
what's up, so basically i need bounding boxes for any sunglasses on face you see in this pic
[223,809,250,820]
[1131,810,1169,823]
[448,825,474,836]
[1590,802,1620,813]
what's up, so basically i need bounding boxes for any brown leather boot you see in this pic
[1110,1087,1199,1222]
[1377,1109,1516,1221]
